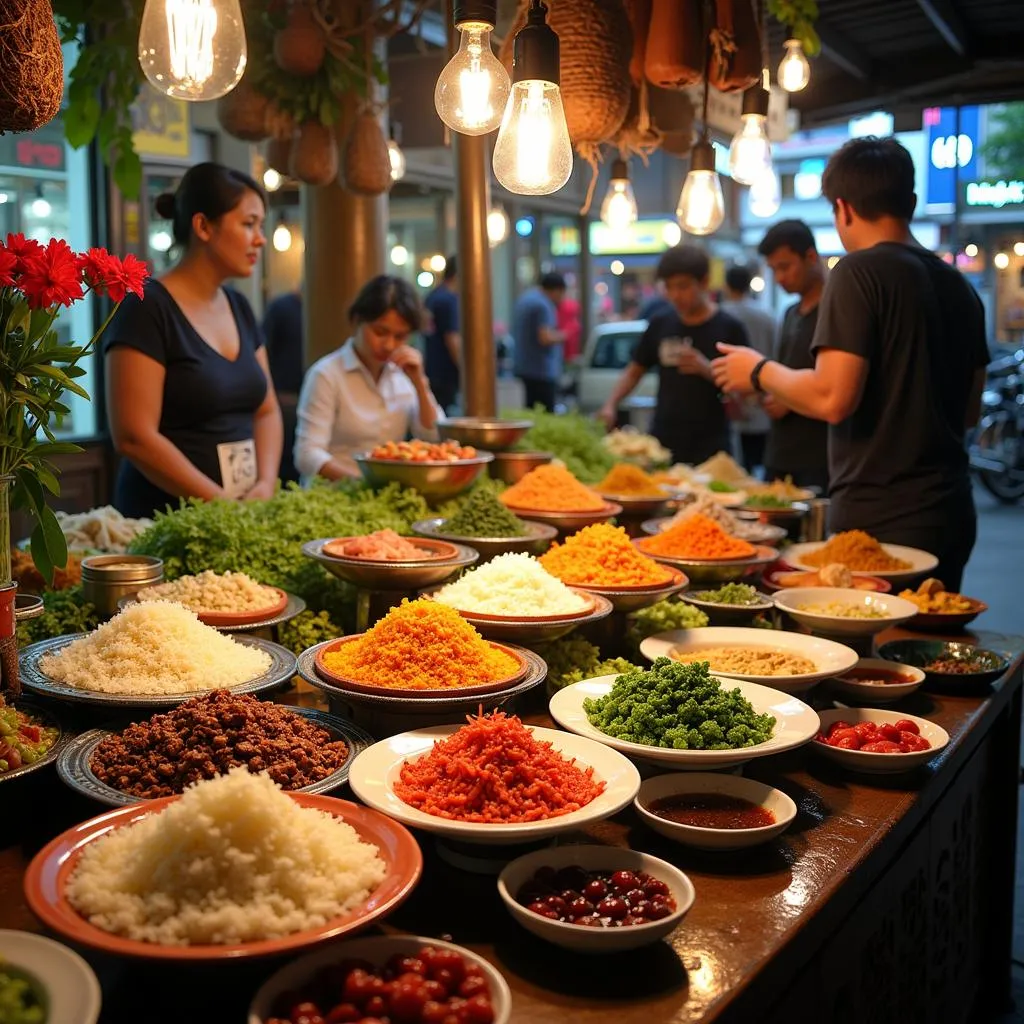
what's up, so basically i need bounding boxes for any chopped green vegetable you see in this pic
[582,657,776,750]
[16,586,100,647]
[0,967,45,1023]
[743,494,793,509]
[688,583,763,606]
[444,487,526,538]
[535,635,639,693]
[627,599,708,648]
[509,407,615,483]
[707,480,736,493]
[277,609,344,657]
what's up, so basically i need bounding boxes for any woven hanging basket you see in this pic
[339,108,392,197]
[648,84,695,156]
[290,121,339,187]
[0,0,63,133]
[217,75,271,142]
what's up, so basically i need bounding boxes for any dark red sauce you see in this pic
[648,793,776,830]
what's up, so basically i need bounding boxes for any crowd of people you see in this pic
[104,136,988,589]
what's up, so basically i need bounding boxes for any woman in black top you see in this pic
[104,163,282,519]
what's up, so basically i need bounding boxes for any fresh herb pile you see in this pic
[582,657,776,750]
[534,636,639,693]
[707,481,737,493]
[628,599,708,644]
[509,407,615,483]
[688,583,763,606]
[444,487,526,538]
[16,587,100,647]
[743,494,793,509]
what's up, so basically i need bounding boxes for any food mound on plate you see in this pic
[0,697,58,774]
[90,691,349,799]
[694,451,752,486]
[328,529,435,561]
[369,439,477,461]
[898,577,976,614]
[745,476,813,501]
[319,598,521,690]
[433,553,589,617]
[802,530,912,572]
[539,523,674,588]
[595,462,667,498]
[135,570,280,614]
[445,487,528,537]
[394,709,605,822]
[499,463,606,512]
[688,583,763,606]
[65,768,387,945]
[601,427,671,467]
[671,645,816,677]
[38,602,272,695]
[583,658,775,749]
[56,505,153,553]
[636,514,756,560]
[795,601,886,620]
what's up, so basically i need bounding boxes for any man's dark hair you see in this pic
[656,245,709,282]
[758,219,817,258]
[725,264,753,294]
[348,275,423,330]
[821,136,916,221]
[540,271,566,291]
[443,255,457,281]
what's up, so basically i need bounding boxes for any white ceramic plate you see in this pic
[826,658,926,704]
[639,627,860,693]
[549,675,820,770]
[248,934,511,1024]
[635,773,797,850]
[772,587,920,637]
[812,707,949,773]
[783,541,939,582]
[0,930,101,1024]
[347,724,641,845]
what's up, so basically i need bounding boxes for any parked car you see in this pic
[570,320,657,418]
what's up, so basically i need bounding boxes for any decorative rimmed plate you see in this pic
[119,590,304,632]
[411,516,558,561]
[783,541,939,582]
[826,658,926,704]
[811,707,949,774]
[0,930,101,1024]
[0,699,65,784]
[549,674,820,770]
[436,592,615,645]
[571,568,689,613]
[641,516,787,546]
[639,626,859,693]
[632,541,779,584]
[248,934,512,1024]
[56,707,374,808]
[903,597,988,632]
[772,587,920,638]
[876,639,1011,691]
[302,538,478,590]
[322,536,460,563]
[347,724,641,845]
[761,566,892,594]
[24,794,423,961]
[501,501,624,534]
[17,635,298,709]
[313,635,529,699]
[432,586,598,623]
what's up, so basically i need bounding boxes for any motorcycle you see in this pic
[970,347,1024,503]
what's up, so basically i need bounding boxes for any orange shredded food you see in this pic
[637,513,757,560]
[394,710,605,822]
[802,530,912,571]
[499,464,606,512]
[595,463,667,498]
[320,599,520,690]
[539,522,674,587]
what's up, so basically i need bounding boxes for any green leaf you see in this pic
[38,503,69,573]
[35,465,61,496]
[32,441,82,458]
[64,91,101,149]
[30,521,54,586]
[16,467,46,517]
[113,148,143,200]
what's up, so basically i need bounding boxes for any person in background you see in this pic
[424,256,460,414]
[558,292,582,362]
[598,246,749,464]
[294,275,442,483]
[756,219,829,492]
[513,272,567,412]
[262,287,303,484]
[720,264,775,475]
[712,137,987,589]
[105,162,282,519]
[639,281,673,321]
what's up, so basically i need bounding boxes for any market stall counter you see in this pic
[1,627,1020,1024]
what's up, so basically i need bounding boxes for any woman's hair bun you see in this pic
[154,192,176,220]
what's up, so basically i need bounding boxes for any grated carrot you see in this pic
[636,514,757,560]
[539,523,675,587]
[595,463,667,498]
[499,464,607,512]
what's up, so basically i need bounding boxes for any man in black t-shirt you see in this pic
[599,246,748,465]
[712,137,988,589]
[756,220,829,492]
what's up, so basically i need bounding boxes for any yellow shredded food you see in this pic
[539,523,675,587]
[802,530,912,572]
[500,464,607,512]
[595,463,667,498]
[319,598,521,690]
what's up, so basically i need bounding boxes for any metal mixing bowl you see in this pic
[438,418,534,451]
[411,517,558,561]
[354,452,494,502]
[488,450,554,484]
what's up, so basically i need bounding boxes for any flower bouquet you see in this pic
[0,233,148,693]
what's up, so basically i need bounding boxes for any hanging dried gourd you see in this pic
[264,103,298,175]
[216,71,271,142]
[707,0,761,92]
[644,0,703,89]
[0,0,63,133]
[622,0,652,87]
[648,84,695,155]
[612,86,661,160]
[290,120,338,186]
[273,1,327,78]
[339,106,392,197]
[267,134,296,176]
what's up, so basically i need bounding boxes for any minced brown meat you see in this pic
[90,690,349,798]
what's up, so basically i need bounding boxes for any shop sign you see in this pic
[132,85,190,159]
[589,219,681,256]
[0,118,65,172]
[550,224,581,257]
[964,179,1024,209]
[924,106,979,207]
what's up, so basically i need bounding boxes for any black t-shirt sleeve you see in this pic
[727,315,750,348]
[810,259,877,360]
[632,319,662,369]
[101,290,170,366]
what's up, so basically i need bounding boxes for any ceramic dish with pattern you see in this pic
[876,639,1011,691]
[0,699,65,784]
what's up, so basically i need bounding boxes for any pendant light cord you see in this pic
[700,0,712,142]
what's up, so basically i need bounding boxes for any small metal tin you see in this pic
[80,554,163,619]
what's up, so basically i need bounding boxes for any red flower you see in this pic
[77,247,116,292]
[5,232,44,273]
[0,244,17,287]
[78,248,149,302]
[18,239,84,309]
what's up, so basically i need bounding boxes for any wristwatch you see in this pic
[750,357,771,393]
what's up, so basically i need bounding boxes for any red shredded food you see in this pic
[394,710,605,823]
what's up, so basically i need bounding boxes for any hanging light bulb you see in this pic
[388,139,406,182]
[435,1,511,135]
[492,1,573,196]
[728,85,772,186]
[748,164,781,218]
[487,205,510,247]
[778,39,810,92]
[272,219,293,253]
[600,159,639,231]
[138,0,247,101]
[262,168,282,192]
[677,139,725,236]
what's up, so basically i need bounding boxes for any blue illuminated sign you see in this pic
[924,106,979,207]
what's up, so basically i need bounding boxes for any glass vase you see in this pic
[0,475,18,696]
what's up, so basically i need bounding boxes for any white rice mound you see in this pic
[433,552,589,616]
[38,602,272,694]
[65,768,388,946]
[135,570,280,613]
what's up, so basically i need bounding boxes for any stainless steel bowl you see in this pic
[508,501,623,535]
[354,452,494,503]
[411,517,558,562]
[488,451,554,484]
[633,542,780,584]
[573,569,689,613]
[302,538,479,590]
[438,417,534,451]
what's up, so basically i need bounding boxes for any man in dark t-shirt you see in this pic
[712,138,988,589]
[756,220,829,492]
[424,256,460,413]
[599,245,749,465]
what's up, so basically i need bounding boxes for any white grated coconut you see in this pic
[135,570,280,613]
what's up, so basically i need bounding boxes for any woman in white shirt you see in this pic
[294,275,443,481]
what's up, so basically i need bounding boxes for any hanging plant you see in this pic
[339,104,392,196]
[767,0,820,56]
[0,0,64,133]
